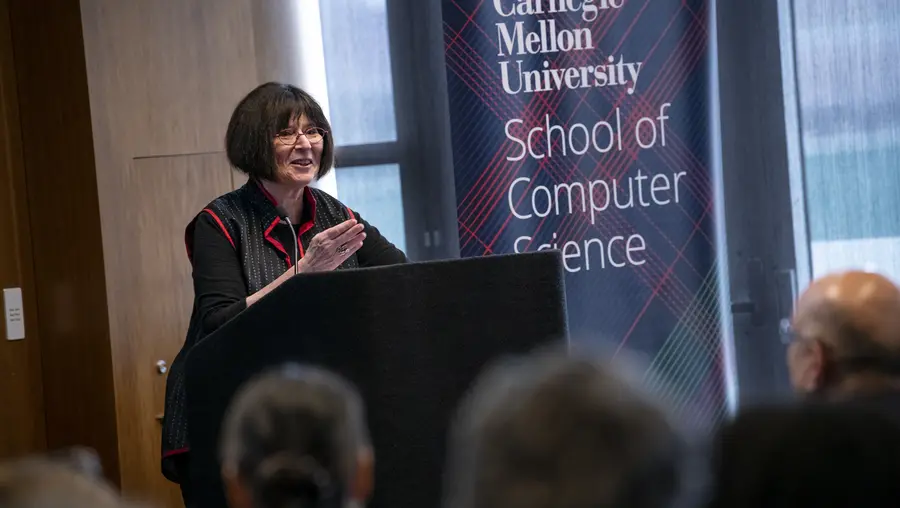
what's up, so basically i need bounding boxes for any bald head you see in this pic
[788,271,900,395]
[793,271,900,351]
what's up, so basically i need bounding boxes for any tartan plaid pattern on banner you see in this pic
[441,0,727,428]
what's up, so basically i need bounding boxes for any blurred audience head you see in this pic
[45,446,105,479]
[707,403,900,508]
[788,270,900,397]
[443,347,684,508]
[0,456,122,508]
[219,364,373,508]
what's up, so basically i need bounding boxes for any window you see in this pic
[319,0,398,146]
[319,0,409,255]
[791,0,900,281]
[335,164,406,253]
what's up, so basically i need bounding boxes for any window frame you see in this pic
[714,0,809,406]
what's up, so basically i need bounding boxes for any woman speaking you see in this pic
[162,82,406,502]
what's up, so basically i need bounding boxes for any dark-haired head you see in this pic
[220,364,373,508]
[225,82,335,186]
[708,403,900,508]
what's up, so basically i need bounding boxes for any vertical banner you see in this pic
[442,0,727,427]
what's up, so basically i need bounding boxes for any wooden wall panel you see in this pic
[0,0,45,459]
[79,0,257,158]
[7,0,120,479]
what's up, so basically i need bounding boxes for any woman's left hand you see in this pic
[298,219,366,273]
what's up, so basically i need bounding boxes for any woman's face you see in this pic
[273,114,324,187]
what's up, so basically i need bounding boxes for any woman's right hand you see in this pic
[297,219,366,273]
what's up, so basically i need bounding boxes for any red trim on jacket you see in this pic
[185,209,235,264]
[297,187,317,236]
[253,179,317,225]
[203,209,235,249]
[264,217,293,267]
[162,447,190,459]
[256,179,279,207]
[254,180,318,264]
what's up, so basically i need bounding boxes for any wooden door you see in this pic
[112,154,235,507]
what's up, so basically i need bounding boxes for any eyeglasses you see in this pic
[276,127,328,145]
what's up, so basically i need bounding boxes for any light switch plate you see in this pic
[4,287,25,341]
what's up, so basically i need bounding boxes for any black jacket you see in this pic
[161,179,406,482]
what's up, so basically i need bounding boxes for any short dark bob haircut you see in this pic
[225,82,334,181]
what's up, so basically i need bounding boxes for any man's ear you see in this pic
[351,448,374,503]
[222,464,253,508]
[807,339,829,391]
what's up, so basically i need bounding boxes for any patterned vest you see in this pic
[161,180,358,481]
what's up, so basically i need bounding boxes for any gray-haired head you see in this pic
[220,363,372,508]
[443,347,684,508]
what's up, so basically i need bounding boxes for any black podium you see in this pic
[184,252,568,508]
